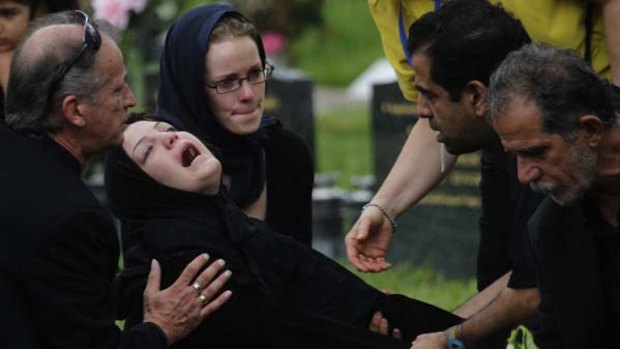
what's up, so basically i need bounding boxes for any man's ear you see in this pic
[60,94,86,127]
[464,80,487,119]
[578,114,604,147]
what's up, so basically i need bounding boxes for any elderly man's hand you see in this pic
[345,206,393,272]
[142,254,232,344]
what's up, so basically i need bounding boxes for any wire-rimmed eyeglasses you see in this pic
[48,10,101,107]
[205,63,275,94]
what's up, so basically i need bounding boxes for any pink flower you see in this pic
[124,0,147,13]
[261,31,286,56]
[91,0,147,30]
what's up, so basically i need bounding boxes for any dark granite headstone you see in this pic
[264,78,315,158]
[371,82,481,278]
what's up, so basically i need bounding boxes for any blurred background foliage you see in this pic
[228,0,324,42]
[229,0,385,86]
[85,0,383,88]
[287,1,384,86]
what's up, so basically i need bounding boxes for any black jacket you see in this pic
[0,124,167,349]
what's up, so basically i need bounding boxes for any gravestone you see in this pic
[371,82,481,278]
[312,173,346,259]
[264,77,315,158]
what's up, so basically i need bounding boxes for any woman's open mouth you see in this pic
[182,145,200,167]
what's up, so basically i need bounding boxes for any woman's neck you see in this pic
[242,185,267,220]
[0,51,14,92]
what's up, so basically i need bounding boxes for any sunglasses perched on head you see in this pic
[48,10,102,107]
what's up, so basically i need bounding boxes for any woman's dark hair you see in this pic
[42,0,79,13]
[15,0,79,19]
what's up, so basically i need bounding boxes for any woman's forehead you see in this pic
[130,120,172,132]
[124,121,162,152]
[205,36,260,67]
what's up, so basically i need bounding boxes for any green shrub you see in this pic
[288,0,384,86]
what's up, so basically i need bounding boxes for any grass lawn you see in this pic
[345,263,477,311]
[315,105,373,189]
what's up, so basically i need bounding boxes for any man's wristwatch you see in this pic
[447,326,466,349]
[447,338,465,349]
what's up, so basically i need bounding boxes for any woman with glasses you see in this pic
[0,0,78,122]
[155,4,313,247]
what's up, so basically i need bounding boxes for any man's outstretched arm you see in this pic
[345,119,457,272]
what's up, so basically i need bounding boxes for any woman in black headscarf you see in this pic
[155,3,313,246]
[105,114,463,348]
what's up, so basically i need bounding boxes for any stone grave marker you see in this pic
[264,77,315,158]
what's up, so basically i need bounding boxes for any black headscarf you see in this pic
[156,4,275,209]
[104,147,219,220]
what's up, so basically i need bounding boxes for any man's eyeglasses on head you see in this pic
[205,63,275,94]
[48,10,101,103]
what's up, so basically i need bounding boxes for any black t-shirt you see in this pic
[527,197,620,348]
[477,145,545,291]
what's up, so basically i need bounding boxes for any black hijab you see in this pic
[104,144,266,250]
[156,4,275,209]
[104,146,219,220]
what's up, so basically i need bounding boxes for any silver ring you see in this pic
[199,294,207,303]
[191,282,202,293]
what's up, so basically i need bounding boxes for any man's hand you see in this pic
[369,311,402,339]
[345,206,393,272]
[410,331,448,349]
[143,254,232,345]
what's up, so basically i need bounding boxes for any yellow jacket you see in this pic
[369,0,610,101]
